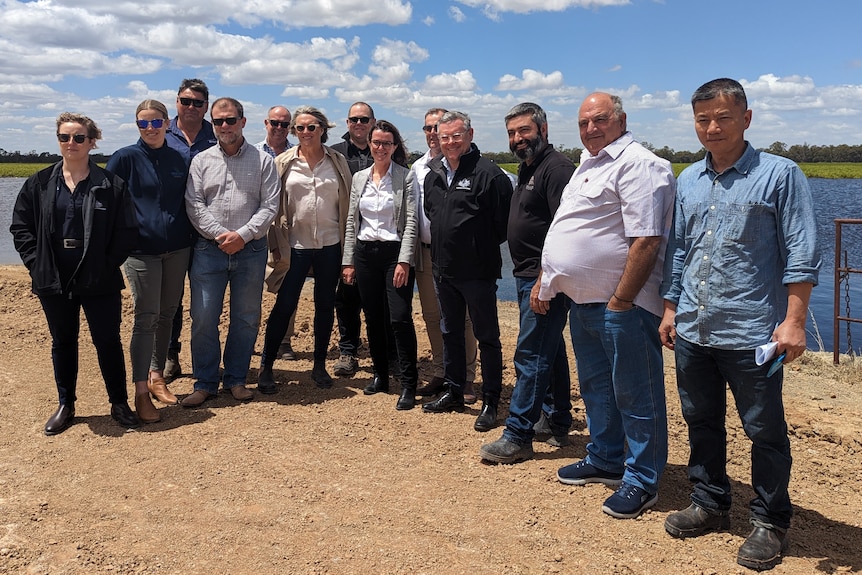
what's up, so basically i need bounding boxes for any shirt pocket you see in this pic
[723,202,771,243]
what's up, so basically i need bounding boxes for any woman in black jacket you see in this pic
[10,112,139,435]
[106,100,192,421]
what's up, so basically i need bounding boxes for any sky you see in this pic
[1,0,861,157]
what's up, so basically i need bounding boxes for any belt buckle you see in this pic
[63,239,78,249]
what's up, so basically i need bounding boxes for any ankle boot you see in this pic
[149,372,178,404]
[135,392,161,423]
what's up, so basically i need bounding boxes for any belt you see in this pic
[62,239,82,249]
[421,242,432,249]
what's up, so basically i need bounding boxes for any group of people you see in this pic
[10,76,821,571]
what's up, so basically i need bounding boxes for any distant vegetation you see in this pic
[4,143,862,179]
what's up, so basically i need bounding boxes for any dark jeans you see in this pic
[335,277,363,356]
[503,277,572,443]
[263,244,341,366]
[39,291,128,406]
[434,276,503,404]
[674,336,793,529]
[354,241,418,389]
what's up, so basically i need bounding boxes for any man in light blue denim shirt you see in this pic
[659,78,821,572]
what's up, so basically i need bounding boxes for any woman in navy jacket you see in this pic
[106,100,192,421]
[10,112,139,435]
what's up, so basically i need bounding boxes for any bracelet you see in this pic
[613,293,633,303]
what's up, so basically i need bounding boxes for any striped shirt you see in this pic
[186,139,280,243]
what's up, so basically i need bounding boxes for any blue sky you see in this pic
[1,0,861,157]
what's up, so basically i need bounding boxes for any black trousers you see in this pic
[353,241,418,389]
[39,291,128,406]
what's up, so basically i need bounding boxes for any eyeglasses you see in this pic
[438,132,466,144]
[179,97,206,108]
[422,124,438,133]
[212,117,239,126]
[136,119,166,129]
[294,124,319,133]
[268,120,290,129]
[348,116,371,124]
[57,134,88,143]
[370,140,394,149]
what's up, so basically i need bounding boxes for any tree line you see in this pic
[5,142,862,166]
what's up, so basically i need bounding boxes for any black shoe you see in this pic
[474,402,498,432]
[363,374,389,395]
[479,437,534,464]
[111,403,141,428]
[737,525,789,571]
[258,366,277,395]
[311,364,333,389]
[44,404,75,436]
[164,349,181,381]
[422,390,465,413]
[665,503,731,538]
[396,388,416,410]
[416,376,447,397]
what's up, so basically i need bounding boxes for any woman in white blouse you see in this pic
[341,120,419,410]
[259,106,351,390]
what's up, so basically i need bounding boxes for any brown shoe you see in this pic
[135,392,161,423]
[230,385,254,401]
[148,372,178,405]
[181,390,214,408]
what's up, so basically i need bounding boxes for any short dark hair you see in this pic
[178,78,209,101]
[350,101,375,119]
[505,102,547,132]
[211,97,244,119]
[691,78,747,110]
[370,120,407,167]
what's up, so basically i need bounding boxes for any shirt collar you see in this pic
[581,131,634,163]
[704,141,755,176]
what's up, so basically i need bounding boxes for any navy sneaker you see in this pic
[556,459,623,487]
[602,483,658,519]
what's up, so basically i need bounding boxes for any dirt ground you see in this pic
[0,264,860,575]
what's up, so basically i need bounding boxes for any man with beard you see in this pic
[479,103,576,464]
[181,97,279,407]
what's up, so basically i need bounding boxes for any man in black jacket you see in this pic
[422,110,513,432]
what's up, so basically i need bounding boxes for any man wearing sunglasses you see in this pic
[164,78,218,381]
[255,105,293,158]
[329,102,376,378]
[181,97,279,407]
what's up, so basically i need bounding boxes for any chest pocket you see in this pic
[723,202,772,243]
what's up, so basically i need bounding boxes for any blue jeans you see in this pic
[262,243,341,366]
[124,248,190,381]
[674,337,792,529]
[189,237,268,393]
[569,303,667,492]
[504,277,572,443]
[434,276,503,403]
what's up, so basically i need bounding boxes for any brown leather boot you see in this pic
[149,372,178,404]
[135,392,161,423]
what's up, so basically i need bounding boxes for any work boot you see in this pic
[737,525,789,571]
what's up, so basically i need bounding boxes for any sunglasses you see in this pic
[268,120,290,129]
[212,117,239,126]
[179,97,206,108]
[57,133,89,143]
[136,119,166,130]
[422,124,438,133]
[348,116,371,124]
[294,124,319,133]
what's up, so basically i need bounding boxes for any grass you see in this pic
[0,164,50,177]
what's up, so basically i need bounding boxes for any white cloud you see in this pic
[455,0,630,15]
[608,65,622,72]
[495,69,564,91]
[449,6,467,22]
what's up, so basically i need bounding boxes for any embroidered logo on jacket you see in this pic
[455,178,471,191]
